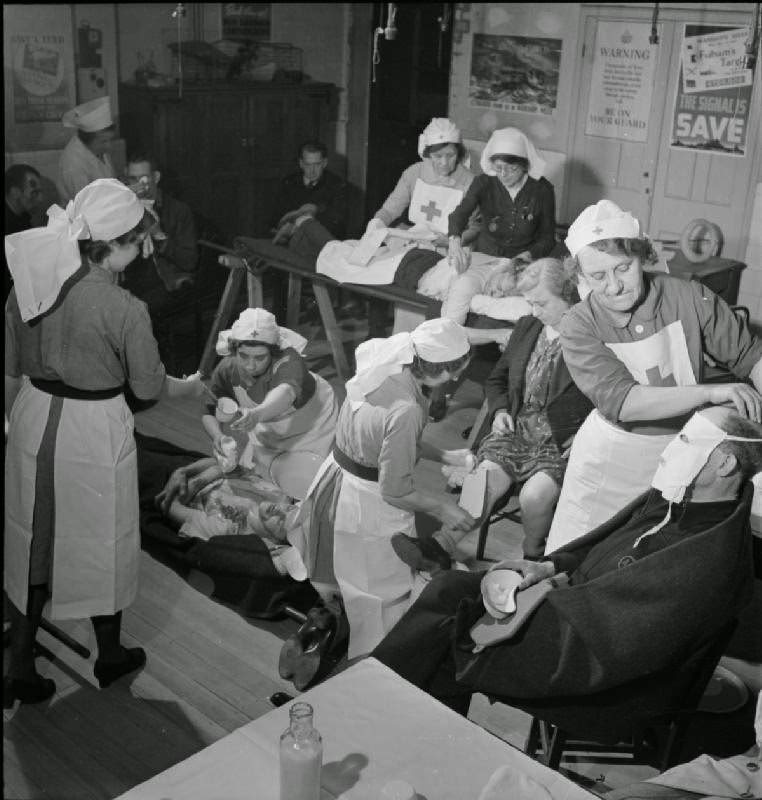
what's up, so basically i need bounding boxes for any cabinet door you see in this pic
[153,95,203,202]
[196,92,251,240]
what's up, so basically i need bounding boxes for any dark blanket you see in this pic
[135,433,319,619]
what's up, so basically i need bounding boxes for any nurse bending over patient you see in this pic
[4,179,205,706]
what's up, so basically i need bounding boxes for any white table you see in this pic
[115,658,600,800]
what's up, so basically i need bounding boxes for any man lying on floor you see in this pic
[372,406,762,718]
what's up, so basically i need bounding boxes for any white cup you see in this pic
[215,397,239,423]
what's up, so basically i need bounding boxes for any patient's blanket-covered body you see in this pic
[136,433,319,618]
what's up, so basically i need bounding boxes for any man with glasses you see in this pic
[5,164,43,300]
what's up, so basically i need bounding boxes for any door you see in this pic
[647,16,761,259]
[567,9,674,229]
[365,3,454,221]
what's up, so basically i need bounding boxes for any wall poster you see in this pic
[6,5,75,125]
[671,24,754,156]
[221,4,271,41]
[585,21,658,142]
[468,33,562,115]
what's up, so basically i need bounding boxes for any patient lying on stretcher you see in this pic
[154,455,305,578]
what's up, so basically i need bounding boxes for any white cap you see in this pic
[418,118,461,158]
[216,307,307,355]
[410,317,470,362]
[62,96,113,132]
[565,200,640,258]
[480,127,545,179]
[5,178,143,322]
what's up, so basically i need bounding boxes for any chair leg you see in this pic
[476,518,490,561]
[547,725,567,771]
[524,716,542,758]
[660,718,688,771]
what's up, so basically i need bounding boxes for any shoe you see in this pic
[391,533,452,572]
[3,674,56,707]
[279,604,348,691]
[94,647,146,689]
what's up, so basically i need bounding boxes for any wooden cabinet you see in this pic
[118,82,338,241]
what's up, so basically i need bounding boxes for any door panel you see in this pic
[647,16,760,258]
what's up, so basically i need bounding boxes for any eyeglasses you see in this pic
[492,162,525,175]
[123,175,151,187]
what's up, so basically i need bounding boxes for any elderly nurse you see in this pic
[280,318,477,687]
[545,199,762,552]
[4,178,204,704]
[202,307,339,479]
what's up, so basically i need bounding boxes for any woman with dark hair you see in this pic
[393,258,592,567]
[201,307,339,479]
[278,318,477,688]
[546,199,762,551]
[4,179,204,705]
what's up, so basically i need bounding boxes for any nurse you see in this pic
[57,96,116,203]
[545,199,762,552]
[283,318,477,679]
[4,178,203,705]
[202,307,339,478]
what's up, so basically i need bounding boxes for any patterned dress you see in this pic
[477,328,567,485]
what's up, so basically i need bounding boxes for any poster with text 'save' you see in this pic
[671,25,753,157]
[585,21,658,142]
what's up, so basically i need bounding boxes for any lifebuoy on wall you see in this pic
[679,219,723,263]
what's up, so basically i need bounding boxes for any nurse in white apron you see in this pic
[280,318,477,687]
[546,199,762,552]
[4,179,204,705]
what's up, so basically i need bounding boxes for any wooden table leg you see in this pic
[287,274,303,330]
[312,282,351,382]
[246,268,264,308]
[198,267,245,377]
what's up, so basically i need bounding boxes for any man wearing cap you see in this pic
[373,406,762,718]
[57,96,116,203]
[544,199,762,551]
[5,164,43,301]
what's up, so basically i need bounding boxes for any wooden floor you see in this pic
[4,310,759,799]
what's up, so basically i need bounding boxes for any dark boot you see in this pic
[391,532,452,572]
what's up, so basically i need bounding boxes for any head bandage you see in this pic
[565,199,640,258]
[5,178,143,322]
[418,118,461,159]
[216,307,307,356]
[62,96,113,132]
[345,318,470,408]
[633,412,762,548]
[480,128,546,180]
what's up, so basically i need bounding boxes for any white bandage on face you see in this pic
[652,412,762,504]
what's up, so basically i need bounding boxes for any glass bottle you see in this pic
[279,702,323,800]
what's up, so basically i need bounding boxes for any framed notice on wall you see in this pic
[221,4,271,41]
[671,24,754,156]
[585,21,658,142]
[468,33,562,115]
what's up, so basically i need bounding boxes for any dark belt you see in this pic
[31,379,123,401]
[332,445,379,482]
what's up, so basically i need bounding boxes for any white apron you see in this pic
[546,322,697,552]
[232,372,338,477]
[544,410,672,553]
[408,179,465,236]
[5,381,140,619]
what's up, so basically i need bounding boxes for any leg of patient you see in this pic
[518,473,560,558]
[463,327,513,349]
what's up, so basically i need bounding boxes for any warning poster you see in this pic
[671,24,754,156]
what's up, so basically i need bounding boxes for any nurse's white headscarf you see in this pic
[480,127,546,180]
[5,178,144,323]
[216,307,307,356]
[418,118,462,159]
[565,200,640,258]
[346,318,470,408]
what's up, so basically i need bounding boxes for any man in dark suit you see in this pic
[373,406,762,716]
[5,164,42,300]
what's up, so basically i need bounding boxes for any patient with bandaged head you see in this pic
[374,406,762,720]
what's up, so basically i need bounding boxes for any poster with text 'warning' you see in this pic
[585,21,658,143]
[671,24,753,157]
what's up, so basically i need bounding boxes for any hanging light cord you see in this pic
[172,3,186,99]
[650,3,660,45]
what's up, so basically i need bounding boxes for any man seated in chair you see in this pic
[373,406,762,718]
[121,151,198,328]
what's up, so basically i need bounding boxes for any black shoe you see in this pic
[279,604,348,691]
[391,533,452,572]
[3,674,56,707]
[94,647,146,689]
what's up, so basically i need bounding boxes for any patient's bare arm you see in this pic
[155,457,220,514]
